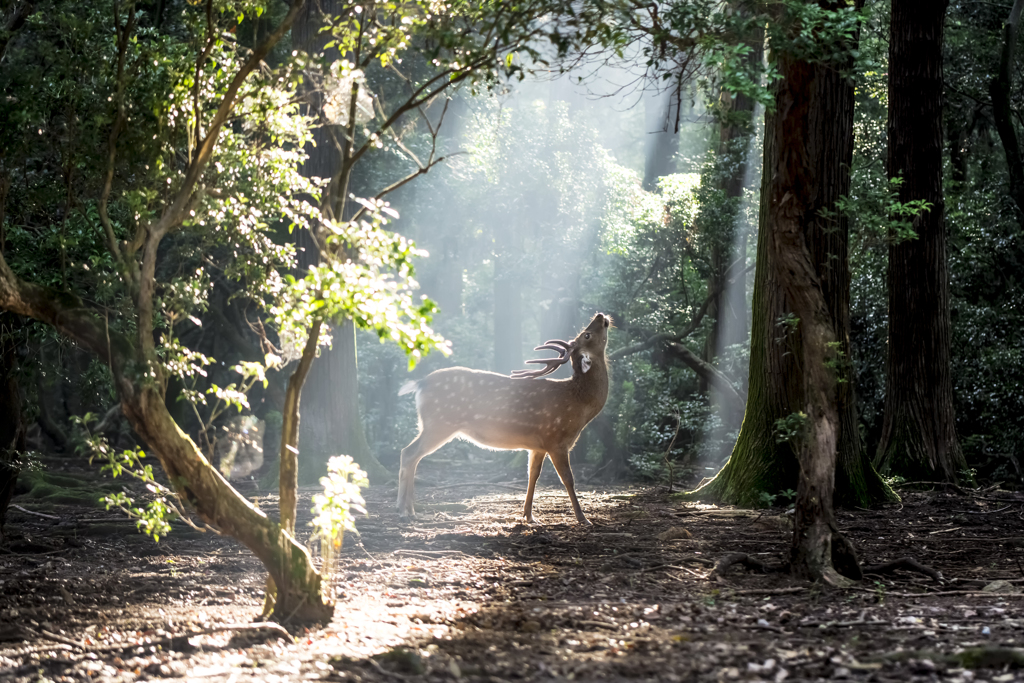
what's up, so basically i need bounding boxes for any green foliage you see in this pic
[773,412,808,446]
[832,176,931,245]
[73,413,176,541]
[757,488,797,508]
[273,203,450,371]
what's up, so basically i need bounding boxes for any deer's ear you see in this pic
[581,353,592,374]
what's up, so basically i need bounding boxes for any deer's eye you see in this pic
[584,332,591,340]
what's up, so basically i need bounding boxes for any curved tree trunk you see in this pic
[876,0,965,481]
[692,0,893,510]
[0,268,333,622]
[0,0,333,621]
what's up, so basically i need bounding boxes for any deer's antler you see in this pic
[511,339,575,379]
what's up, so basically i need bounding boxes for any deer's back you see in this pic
[415,367,605,452]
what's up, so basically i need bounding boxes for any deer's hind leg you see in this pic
[522,450,547,524]
[397,426,454,520]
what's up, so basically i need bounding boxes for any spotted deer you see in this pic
[397,313,612,525]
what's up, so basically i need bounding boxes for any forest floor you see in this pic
[2,455,1024,683]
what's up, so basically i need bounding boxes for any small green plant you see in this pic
[774,411,808,445]
[884,473,906,488]
[824,341,849,383]
[774,313,800,345]
[74,413,186,542]
[757,488,797,508]
[310,455,369,597]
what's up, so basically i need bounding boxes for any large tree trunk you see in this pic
[875,0,965,481]
[702,41,759,441]
[692,1,893,510]
[292,0,386,484]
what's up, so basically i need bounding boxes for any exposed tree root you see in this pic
[863,557,944,582]
[711,553,787,579]
[870,647,1024,669]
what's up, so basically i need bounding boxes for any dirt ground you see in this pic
[2,455,1024,683]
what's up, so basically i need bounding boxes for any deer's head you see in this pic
[571,313,612,375]
[511,312,613,379]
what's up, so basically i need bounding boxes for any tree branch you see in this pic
[666,341,746,413]
[136,0,306,360]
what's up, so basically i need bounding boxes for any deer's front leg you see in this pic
[549,448,591,525]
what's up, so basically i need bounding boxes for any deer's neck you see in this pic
[570,354,610,409]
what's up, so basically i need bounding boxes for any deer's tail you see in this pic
[398,380,418,397]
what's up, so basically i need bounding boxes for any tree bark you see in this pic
[702,34,759,439]
[876,0,966,482]
[692,1,893,511]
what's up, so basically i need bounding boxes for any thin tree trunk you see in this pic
[493,217,523,374]
[876,0,966,482]
[642,88,678,191]
[990,0,1024,214]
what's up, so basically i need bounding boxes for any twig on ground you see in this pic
[725,586,806,596]
[393,549,467,557]
[10,505,59,521]
[365,656,417,679]
[848,587,1024,598]
[21,626,82,649]
[967,505,1013,514]
[894,481,968,495]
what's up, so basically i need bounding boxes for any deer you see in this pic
[396,313,612,525]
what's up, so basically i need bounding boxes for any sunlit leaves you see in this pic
[273,202,450,370]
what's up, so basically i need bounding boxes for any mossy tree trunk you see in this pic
[691,0,894,510]
[875,0,965,482]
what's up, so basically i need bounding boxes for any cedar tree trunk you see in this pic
[692,2,893,510]
[876,0,966,481]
